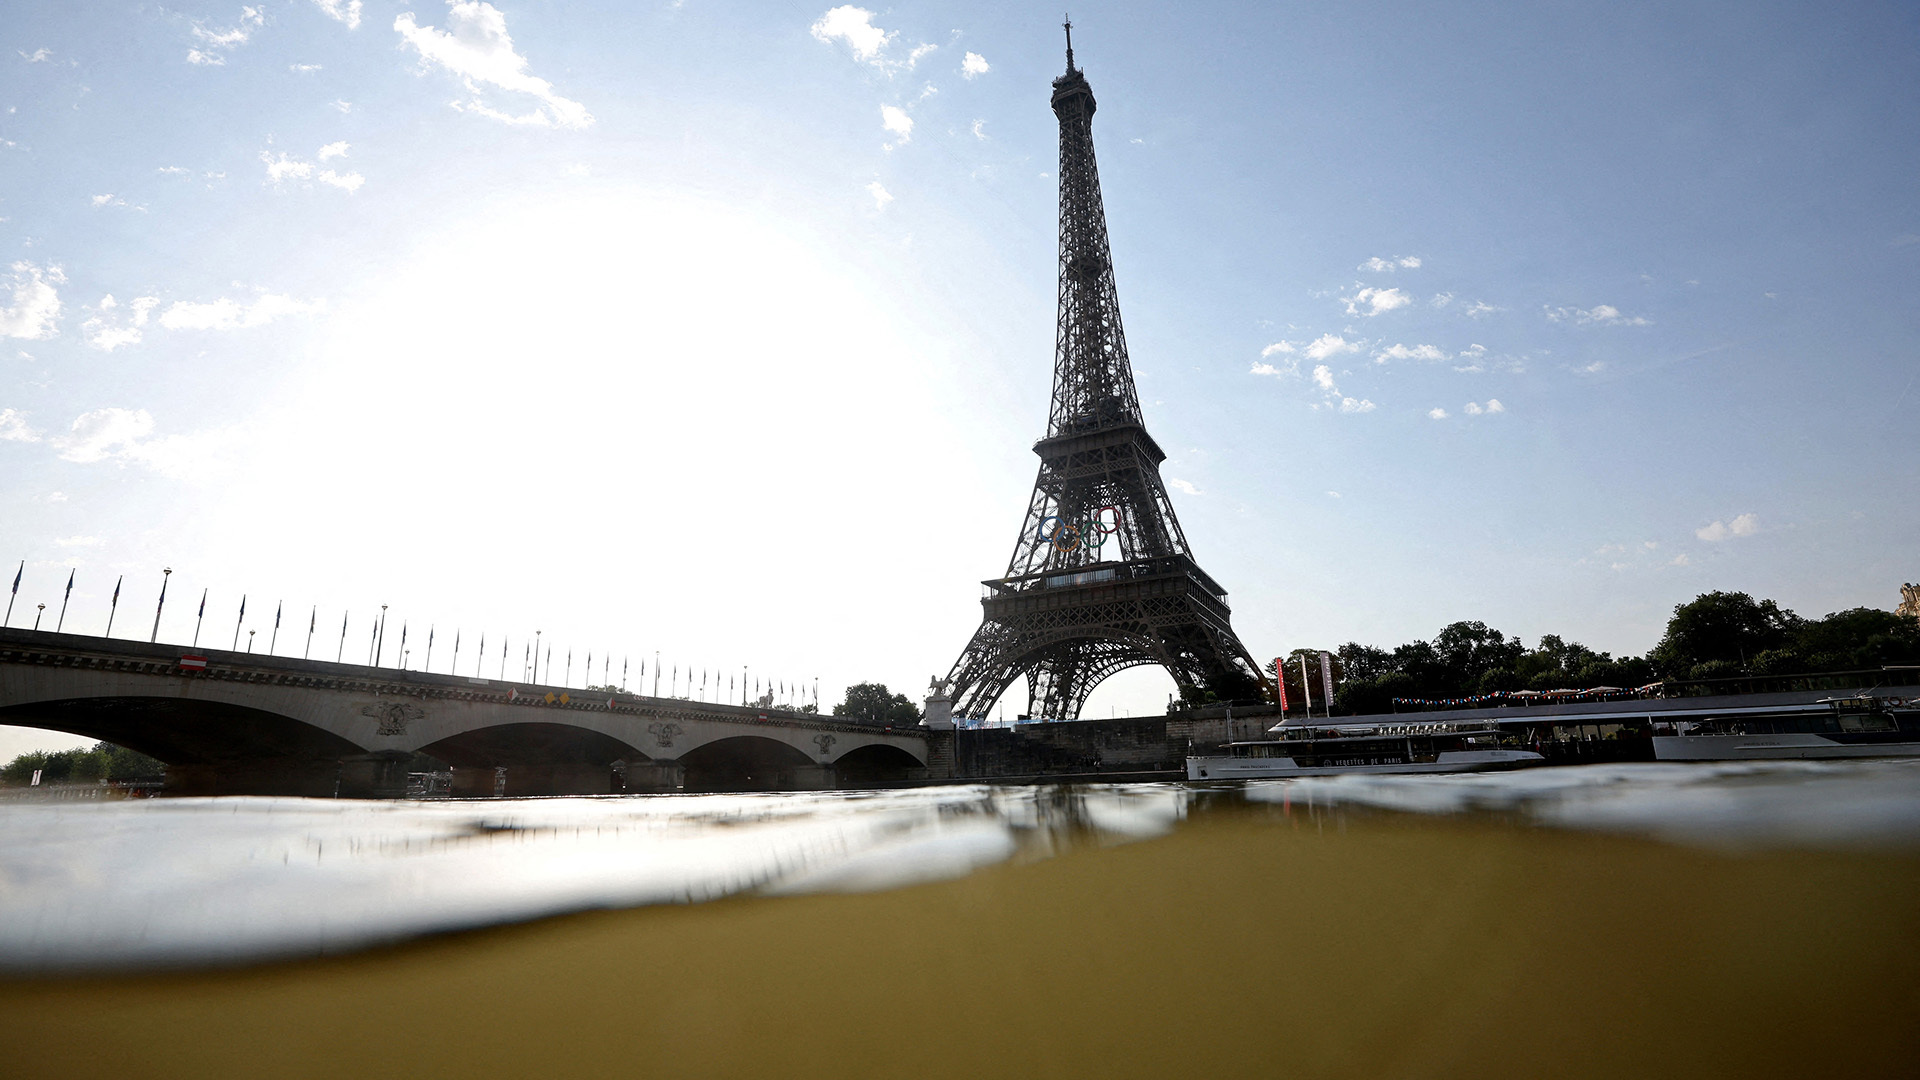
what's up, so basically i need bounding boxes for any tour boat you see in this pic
[1185,720,1545,780]
[1649,694,1920,761]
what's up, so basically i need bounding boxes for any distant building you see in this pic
[1899,583,1920,624]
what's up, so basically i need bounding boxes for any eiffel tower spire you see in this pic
[942,35,1266,722]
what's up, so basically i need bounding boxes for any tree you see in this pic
[832,682,921,726]
[1652,591,1801,678]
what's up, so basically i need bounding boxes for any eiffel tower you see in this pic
[943,23,1266,722]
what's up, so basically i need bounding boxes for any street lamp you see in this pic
[149,567,171,643]
[33,603,44,631]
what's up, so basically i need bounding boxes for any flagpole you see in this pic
[231,594,246,650]
[425,625,435,671]
[5,560,22,627]
[268,601,281,654]
[105,575,123,638]
[533,631,542,683]
[305,606,316,659]
[149,567,171,642]
[193,589,207,646]
[375,605,388,666]
[398,622,407,670]
[56,569,74,632]
[451,629,459,675]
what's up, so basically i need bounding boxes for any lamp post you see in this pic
[149,567,171,643]
[33,603,44,631]
[247,629,255,653]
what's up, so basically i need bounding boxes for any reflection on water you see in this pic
[0,759,1915,972]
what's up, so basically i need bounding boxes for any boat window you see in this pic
[1838,712,1896,733]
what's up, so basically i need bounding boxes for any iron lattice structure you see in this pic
[944,30,1266,722]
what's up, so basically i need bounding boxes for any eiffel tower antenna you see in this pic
[1063,14,1075,72]
[942,32,1267,723]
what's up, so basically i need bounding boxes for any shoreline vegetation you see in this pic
[1268,590,1920,716]
[0,805,1913,1078]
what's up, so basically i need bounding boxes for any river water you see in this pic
[1,761,1916,1078]
[2,758,1916,972]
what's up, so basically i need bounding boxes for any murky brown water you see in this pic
[1,766,1916,1078]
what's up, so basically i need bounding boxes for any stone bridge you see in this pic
[0,629,930,797]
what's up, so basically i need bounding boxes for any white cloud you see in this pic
[1339,397,1376,413]
[290,62,323,73]
[1670,553,1691,566]
[0,262,64,340]
[263,145,363,191]
[1359,255,1420,272]
[1695,513,1760,542]
[961,51,989,78]
[1249,362,1283,376]
[1463,301,1500,318]
[1326,491,1341,499]
[1167,477,1201,496]
[1430,292,1454,309]
[20,48,53,63]
[810,6,893,64]
[1304,334,1359,361]
[82,294,160,351]
[395,1,593,128]
[1463,402,1482,415]
[158,293,325,331]
[1373,342,1446,364]
[1546,303,1650,327]
[261,151,314,184]
[157,165,191,175]
[312,0,363,29]
[880,104,913,142]
[865,180,893,210]
[333,99,352,113]
[0,408,39,442]
[55,408,155,463]
[1311,364,1336,391]
[187,6,264,65]
[1343,286,1411,317]
[970,118,987,140]
[90,194,122,207]
[1260,341,1295,357]
[1428,407,1448,420]
[1485,398,1505,413]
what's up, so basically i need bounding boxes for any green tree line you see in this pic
[1,741,166,786]
[1276,591,1919,716]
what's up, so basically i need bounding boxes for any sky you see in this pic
[2,0,1916,757]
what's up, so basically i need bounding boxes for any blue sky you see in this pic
[2,0,1916,753]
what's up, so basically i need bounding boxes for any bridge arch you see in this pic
[0,696,362,767]
[830,742,924,787]
[676,735,822,793]
[418,722,650,797]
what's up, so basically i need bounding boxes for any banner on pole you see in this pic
[1273,657,1287,711]
[1320,651,1335,705]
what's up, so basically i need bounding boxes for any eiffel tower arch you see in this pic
[944,25,1267,722]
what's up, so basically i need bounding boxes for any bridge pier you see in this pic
[163,759,345,799]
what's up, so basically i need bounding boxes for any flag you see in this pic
[274,602,282,629]
[9,561,19,596]
[1273,657,1288,711]
[197,590,206,618]
[309,608,316,633]
[236,594,244,619]
[63,569,74,602]
[113,577,123,605]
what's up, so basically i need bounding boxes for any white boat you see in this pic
[1650,694,1920,761]
[1186,720,1545,780]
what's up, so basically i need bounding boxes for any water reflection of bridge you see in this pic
[0,629,928,797]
